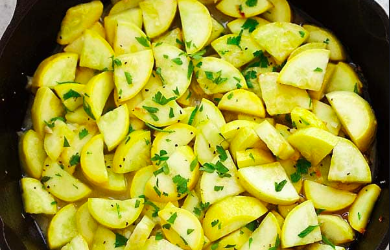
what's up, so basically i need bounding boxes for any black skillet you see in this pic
[0,0,388,249]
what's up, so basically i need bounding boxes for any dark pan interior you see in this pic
[0,0,388,249]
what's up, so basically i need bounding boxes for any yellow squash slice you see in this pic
[281,200,321,248]
[236,148,274,168]
[237,162,299,205]
[109,0,143,15]
[79,29,115,71]
[261,0,292,22]
[83,71,115,120]
[278,49,330,91]
[259,73,311,115]
[57,1,103,45]
[114,50,154,102]
[218,89,265,117]
[44,119,74,161]
[91,226,125,250]
[303,24,346,61]
[153,28,184,49]
[140,0,178,38]
[311,100,341,135]
[240,212,281,250]
[130,165,155,198]
[97,105,129,151]
[64,22,106,55]
[251,22,309,64]
[47,204,78,249]
[76,202,98,246]
[41,158,91,202]
[112,130,151,173]
[88,197,144,229]
[216,0,273,18]
[159,205,204,250]
[125,215,156,250]
[329,138,372,183]
[318,215,354,244]
[54,83,85,112]
[288,127,339,166]
[303,180,356,211]
[31,87,65,137]
[194,57,247,95]
[227,17,270,36]
[202,196,268,241]
[326,91,377,152]
[19,130,46,179]
[21,177,57,215]
[61,235,89,250]
[179,0,212,54]
[32,53,78,88]
[80,134,109,184]
[288,42,328,60]
[211,34,263,68]
[325,62,363,94]
[114,21,151,55]
[153,43,192,99]
[290,107,328,131]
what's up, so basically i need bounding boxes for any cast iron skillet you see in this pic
[0,0,388,249]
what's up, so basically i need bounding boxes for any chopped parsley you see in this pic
[187,229,195,235]
[290,158,311,183]
[69,153,80,166]
[227,93,234,99]
[227,30,243,49]
[358,212,361,220]
[176,39,185,46]
[322,235,336,249]
[167,212,178,224]
[253,50,269,68]
[169,107,175,118]
[211,219,219,227]
[187,61,194,79]
[115,203,122,219]
[152,91,176,105]
[299,31,306,38]
[216,145,228,161]
[114,233,128,247]
[248,237,253,248]
[323,38,330,44]
[145,123,174,133]
[316,208,326,215]
[63,89,81,100]
[298,225,319,238]
[151,150,169,165]
[142,106,159,121]
[155,232,164,240]
[44,117,66,128]
[172,58,183,65]
[155,67,165,83]
[314,67,323,72]
[269,235,281,250]
[190,49,207,60]
[242,18,259,33]
[214,185,224,191]
[245,0,258,7]
[79,128,88,139]
[63,137,70,147]
[135,200,141,208]
[190,157,198,171]
[354,83,359,94]
[172,175,189,195]
[41,176,51,183]
[200,161,231,178]
[135,36,150,47]
[187,105,199,125]
[125,72,133,84]
[173,87,180,96]
[275,179,288,192]
[204,70,228,85]
[83,96,95,120]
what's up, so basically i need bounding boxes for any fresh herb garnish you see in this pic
[216,145,227,162]
[187,106,199,125]
[322,235,336,249]
[187,61,194,79]
[114,233,128,247]
[299,31,305,38]
[172,58,183,65]
[79,128,88,139]
[63,89,81,100]
[143,106,159,121]
[125,72,133,84]
[69,153,80,166]
[314,67,323,72]
[214,185,224,191]
[246,0,258,7]
[145,123,175,133]
[298,225,319,238]
[152,91,176,105]
[275,179,288,192]
[227,30,243,49]
[167,212,178,224]
[172,175,189,195]
[63,137,70,147]
[151,150,169,165]
[135,36,150,47]
[242,18,259,33]
[290,158,311,183]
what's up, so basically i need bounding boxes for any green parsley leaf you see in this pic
[227,30,243,49]
[176,39,185,46]
[245,0,258,7]
[290,158,311,183]
[242,18,259,33]
[79,128,88,139]
[187,105,199,125]
[114,233,128,247]
[187,61,194,79]
[155,67,165,83]
[225,244,236,248]
[135,36,150,47]
[63,137,70,147]
[172,175,189,194]
[172,57,183,65]
[152,91,176,105]
[173,87,180,96]
[41,176,51,183]
[187,229,195,235]
[275,179,288,192]
[63,89,81,100]
[190,157,198,171]
[169,107,175,118]
[143,106,159,121]
[298,225,319,238]
[200,163,215,173]
[269,235,281,250]
[154,186,161,197]
[358,212,361,220]
[249,237,253,248]
[322,235,336,249]
[155,42,163,47]
[167,212,178,224]
[253,50,269,68]
[190,49,207,60]
[316,208,326,215]
[216,145,228,161]
[323,38,330,44]
[211,219,219,227]
[299,31,305,38]
[245,220,258,231]
[135,200,141,208]
[116,203,122,219]
[155,232,164,240]
[83,96,96,120]
[57,81,80,84]
[354,83,359,94]
[214,185,224,191]
[211,242,219,250]
[314,67,323,72]
[249,153,255,161]
[125,72,133,84]
[51,201,57,205]
[145,123,175,133]
[151,150,169,165]
[162,223,171,229]
[69,153,80,166]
